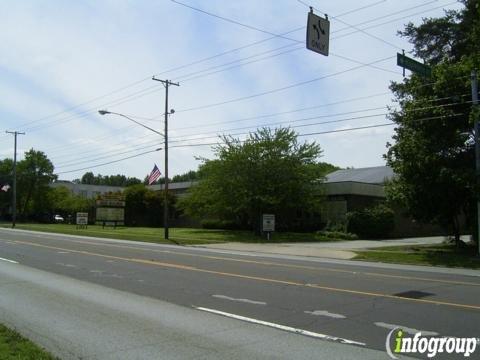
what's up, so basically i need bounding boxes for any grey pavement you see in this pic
[0,261,392,360]
[0,228,479,359]
[192,236,448,260]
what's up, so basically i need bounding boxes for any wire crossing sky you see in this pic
[0,0,464,180]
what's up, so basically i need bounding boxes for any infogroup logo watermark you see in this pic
[386,328,478,359]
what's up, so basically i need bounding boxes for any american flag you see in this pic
[148,164,161,185]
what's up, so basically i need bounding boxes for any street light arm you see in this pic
[98,110,165,137]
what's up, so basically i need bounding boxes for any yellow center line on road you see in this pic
[6,238,480,311]
[5,235,480,288]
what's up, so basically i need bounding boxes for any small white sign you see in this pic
[306,11,330,56]
[76,212,88,225]
[262,214,275,232]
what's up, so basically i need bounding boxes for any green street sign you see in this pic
[397,53,431,77]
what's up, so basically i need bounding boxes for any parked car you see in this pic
[54,214,64,223]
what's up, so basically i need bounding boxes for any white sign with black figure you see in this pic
[306,11,330,56]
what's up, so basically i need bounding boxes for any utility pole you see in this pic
[5,131,25,228]
[472,70,479,256]
[152,77,179,241]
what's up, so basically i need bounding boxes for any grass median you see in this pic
[354,243,480,269]
[0,223,341,245]
[0,323,57,360]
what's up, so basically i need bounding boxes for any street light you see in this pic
[98,110,164,137]
[99,109,176,242]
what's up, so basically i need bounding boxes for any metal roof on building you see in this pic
[325,166,394,185]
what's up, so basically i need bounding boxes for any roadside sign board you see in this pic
[76,212,88,225]
[306,11,330,56]
[96,208,124,223]
[95,199,125,207]
[397,53,431,77]
[262,214,275,232]
[95,193,125,225]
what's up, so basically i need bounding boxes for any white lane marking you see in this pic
[106,260,115,263]
[195,307,365,346]
[305,310,346,319]
[56,263,77,268]
[0,257,18,264]
[374,322,438,336]
[212,294,267,305]
[89,270,104,273]
[57,251,70,254]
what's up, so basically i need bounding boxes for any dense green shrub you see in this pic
[346,204,395,239]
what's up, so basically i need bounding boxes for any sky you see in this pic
[0,0,464,181]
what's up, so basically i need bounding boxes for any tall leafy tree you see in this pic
[79,172,141,186]
[123,184,175,226]
[386,0,480,243]
[179,128,328,231]
[17,149,57,218]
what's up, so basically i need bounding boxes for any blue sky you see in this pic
[0,0,463,181]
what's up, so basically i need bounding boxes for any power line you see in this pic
[55,148,162,175]
[55,141,164,168]
[333,1,460,41]
[3,0,455,140]
[3,0,456,140]
[46,86,472,164]
[174,55,395,114]
[172,0,402,51]
[46,91,394,159]
[297,0,402,50]
[50,93,472,165]
[334,0,387,18]
[62,104,468,169]
[54,113,464,175]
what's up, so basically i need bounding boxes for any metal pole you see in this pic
[472,70,479,255]
[12,133,17,228]
[152,77,179,241]
[5,131,25,228]
[164,82,169,240]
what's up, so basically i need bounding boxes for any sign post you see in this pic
[76,212,88,229]
[95,194,125,228]
[306,9,330,56]
[397,52,431,77]
[262,214,275,241]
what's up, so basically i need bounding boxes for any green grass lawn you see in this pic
[354,243,480,269]
[0,323,57,360]
[0,223,340,245]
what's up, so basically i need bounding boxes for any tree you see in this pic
[385,0,480,244]
[79,172,141,187]
[48,186,93,216]
[172,170,199,182]
[179,128,328,232]
[16,149,57,219]
[123,184,175,226]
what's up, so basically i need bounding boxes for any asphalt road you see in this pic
[1,228,479,359]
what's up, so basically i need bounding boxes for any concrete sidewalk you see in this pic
[192,236,447,260]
